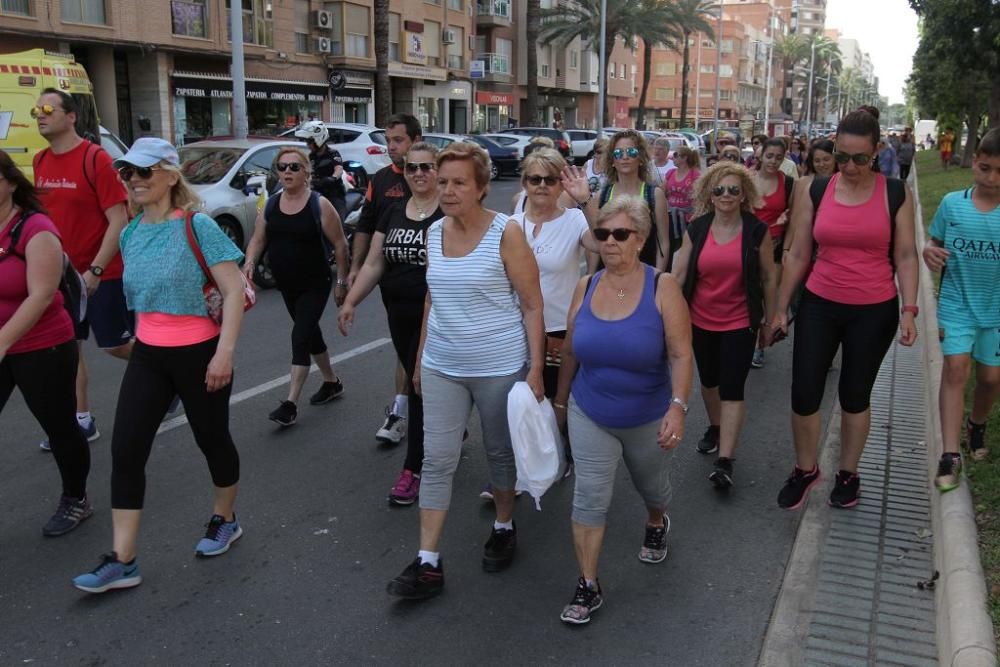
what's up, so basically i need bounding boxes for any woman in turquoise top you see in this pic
[73,138,247,594]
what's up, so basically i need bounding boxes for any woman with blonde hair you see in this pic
[73,138,248,593]
[243,146,349,427]
[584,137,610,196]
[671,162,778,487]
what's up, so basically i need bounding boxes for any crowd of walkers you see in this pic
[4,90,999,624]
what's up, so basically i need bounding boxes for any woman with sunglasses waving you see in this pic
[72,138,248,593]
[771,106,918,512]
[243,147,349,428]
[338,142,441,506]
[670,162,778,488]
[386,142,544,600]
[0,152,93,537]
[578,130,670,272]
[552,195,693,624]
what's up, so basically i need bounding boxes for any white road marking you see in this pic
[156,337,392,435]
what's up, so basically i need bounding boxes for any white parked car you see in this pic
[483,133,532,159]
[566,129,598,165]
[279,122,390,176]
[99,125,127,160]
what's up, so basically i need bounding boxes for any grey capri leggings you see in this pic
[418,364,526,511]
[567,396,674,526]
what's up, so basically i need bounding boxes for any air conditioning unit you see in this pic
[441,29,456,45]
[313,10,333,30]
[314,37,333,54]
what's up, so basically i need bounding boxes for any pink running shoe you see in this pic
[389,469,420,506]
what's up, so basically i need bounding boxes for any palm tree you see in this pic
[373,0,391,126]
[630,1,682,130]
[669,0,716,130]
[774,33,809,117]
[809,35,841,125]
[539,0,637,126]
[526,0,540,126]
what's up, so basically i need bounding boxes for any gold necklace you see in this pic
[412,197,437,220]
[605,263,640,300]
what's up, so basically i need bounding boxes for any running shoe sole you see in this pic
[195,525,243,557]
[936,479,960,493]
[828,495,860,509]
[42,506,94,537]
[696,443,719,455]
[780,473,822,511]
[73,574,142,594]
[560,597,603,624]
[269,416,296,427]
[388,494,417,506]
[309,390,344,405]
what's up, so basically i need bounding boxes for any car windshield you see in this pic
[178,147,247,185]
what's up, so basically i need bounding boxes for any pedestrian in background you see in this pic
[648,136,677,189]
[583,137,610,197]
[0,152,92,537]
[897,131,915,181]
[295,120,347,223]
[878,138,899,179]
[553,195,693,624]
[243,147,349,427]
[672,162,778,488]
[386,142,544,600]
[939,127,956,170]
[73,138,248,594]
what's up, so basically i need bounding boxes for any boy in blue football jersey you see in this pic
[924,129,1000,491]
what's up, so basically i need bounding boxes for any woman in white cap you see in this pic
[73,138,248,594]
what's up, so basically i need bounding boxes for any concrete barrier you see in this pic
[911,166,998,667]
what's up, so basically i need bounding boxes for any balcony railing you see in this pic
[476,0,511,20]
[477,52,511,75]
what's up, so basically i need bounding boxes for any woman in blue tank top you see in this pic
[552,194,694,625]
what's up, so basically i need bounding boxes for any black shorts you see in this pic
[75,278,135,349]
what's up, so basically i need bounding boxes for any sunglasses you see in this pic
[405,162,436,174]
[526,174,559,186]
[721,153,741,162]
[612,147,640,160]
[833,151,873,166]
[117,165,163,181]
[712,185,743,197]
[275,162,303,172]
[593,227,637,242]
[30,104,61,118]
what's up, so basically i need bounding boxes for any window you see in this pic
[173,0,208,38]
[294,0,309,52]
[618,63,625,78]
[345,3,370,57]
[699,90,713,98]
[539,44,551,77]
[61,0,105,24]
[608,61,616,79]
[425,20,440,65]
[719,64,733,77]
[446,25,464,69]
[654,87,674,101]
[226,0,273,47]
[497,37,512,66]
[700,64,714,73]
[655,62,675,76]
[388,12,400,61]
[720,39,733,53]
[570,50,578,69]
[2,0,33,16]
[447,0,462,9]
[720,90,731,100]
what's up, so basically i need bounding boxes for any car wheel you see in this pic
[490,162,499,180]
[254,251,276,289]
[216,216,244,249]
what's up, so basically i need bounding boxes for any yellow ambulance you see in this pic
[0,48,100,181]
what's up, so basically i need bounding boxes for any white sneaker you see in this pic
[376,408,407,444]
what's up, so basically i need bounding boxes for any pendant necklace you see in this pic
[413,199,436,220]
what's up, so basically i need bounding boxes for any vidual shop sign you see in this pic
[172,76,326,102]
[470,60,484,79]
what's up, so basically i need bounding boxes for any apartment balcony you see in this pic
[475,52,512,82]
[579,80,599,93]
[476,0,512,27]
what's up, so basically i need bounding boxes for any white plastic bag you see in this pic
[507,382,564,510]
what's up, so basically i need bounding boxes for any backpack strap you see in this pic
[886,177,906,271]
[119,213,144,252]
[309,191,333,259]
[809,175,831,215]
[2,211,31,259]
[598,183,612,208]
[183,211,215,286]
[783,173,794,210]
[82,141,100,194]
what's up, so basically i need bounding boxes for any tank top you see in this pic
[754,176,787,238]
[806,173,897,305]
[602,182,659,266]
[689,228,750,331]
[571,265,672,428]
[422,214,528,377]
[265,193,331,290]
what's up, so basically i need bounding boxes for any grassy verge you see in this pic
[915,149,1000,640]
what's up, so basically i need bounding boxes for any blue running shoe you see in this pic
[72,552,141,593]
[195,514,243,557]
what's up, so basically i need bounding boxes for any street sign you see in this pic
[470,60,484,79]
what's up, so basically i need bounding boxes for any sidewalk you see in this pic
[759,339,939,666]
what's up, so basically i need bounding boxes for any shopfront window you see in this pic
[172,0,208,38]
[174,96,231,145]
[247,98,321,136]
[418,97,442,132]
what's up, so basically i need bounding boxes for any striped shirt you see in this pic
[422,213,528,376]
[929,188,1000,327]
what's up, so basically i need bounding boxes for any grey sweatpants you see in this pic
[568,396,674,527]
[418,364,526,511]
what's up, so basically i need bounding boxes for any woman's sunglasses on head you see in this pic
[593,227,637,242]
[117,165,163,181]
[526,174,559,186]
[275,161,303,172]
[612,147,641,160]
[721,153,741,162]
[712,185,742,197]
[833,151,873,166]
[405,162,436,174]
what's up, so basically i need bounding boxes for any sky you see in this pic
[824,0,919,105]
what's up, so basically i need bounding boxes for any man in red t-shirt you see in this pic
[32,88,130,448]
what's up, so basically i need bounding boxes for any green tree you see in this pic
[374,0,391,126]
[808,35,841,124]
[629,0,683,130]
[775,33,810,117]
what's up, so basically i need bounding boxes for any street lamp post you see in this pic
[231,2,248,139]
[597,0,607,135]
[762,38,773,137]
[694,32,703,130]
[804,38,815,138]
[712,3,723,144]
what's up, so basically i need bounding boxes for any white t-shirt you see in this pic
[585,159,608,195]
[511,207,589,332]
[650,160,677,188]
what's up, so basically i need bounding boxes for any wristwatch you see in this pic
[671,397,689,414]
[88,265,104,277]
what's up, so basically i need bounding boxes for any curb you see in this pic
[911,166,998,667]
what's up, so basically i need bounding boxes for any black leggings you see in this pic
[691,325,757,401]
[0,341,89,498]
[279,282,332,366]
[111,337,239,509]
[791,289,899,416]
[385,297,425,473]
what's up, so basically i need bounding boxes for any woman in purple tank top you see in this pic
[552,194,694,625]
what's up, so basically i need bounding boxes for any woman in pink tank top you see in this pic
[769,107,919,512]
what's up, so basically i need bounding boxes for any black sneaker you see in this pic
[696,425,720,454]
[559,577,604,624]
[709,457,734,489]
[828,470,861,508]
[482,522,517,572]
[309,379,344,405]
[268,401,297,427]
[777,465,821,510]
[386,557,444,599]
[966,418,988,461]
[43,494,93,536]
[638,514,670,563]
